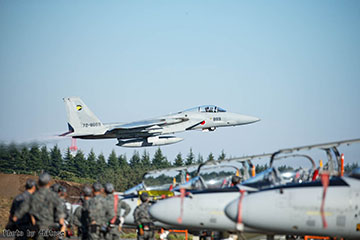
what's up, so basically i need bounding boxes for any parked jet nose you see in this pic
[149,198,180,225]
[224,198,238,222]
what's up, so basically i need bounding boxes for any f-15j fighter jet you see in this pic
[61,97,260,147]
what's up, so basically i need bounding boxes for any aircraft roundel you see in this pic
[76,105,82,111]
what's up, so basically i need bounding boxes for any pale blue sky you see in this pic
[1,1,359,165]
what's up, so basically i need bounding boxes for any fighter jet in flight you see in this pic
[61,97,260,147]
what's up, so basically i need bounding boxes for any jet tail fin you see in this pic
[63,97,104,135]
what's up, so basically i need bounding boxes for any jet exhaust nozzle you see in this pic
[117,136,183,148]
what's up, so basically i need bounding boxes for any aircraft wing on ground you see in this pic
[142,138,360,188]
[270,138,360,155]
[221,138,360,164]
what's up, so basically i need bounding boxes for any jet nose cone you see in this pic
[148,201,164,221]
[224,198,238,222]
[149,198,180,224]
[236,115,261,125]
[247,116,261,123]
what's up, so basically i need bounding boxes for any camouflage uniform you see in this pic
[11,191,33,239]
[59,197,74,238]
[133,202,154,240]
[105,194,131,240]
[88,195,114,240]
[58,198,72,225]
[18,187,65,240]
[73,199,90,240]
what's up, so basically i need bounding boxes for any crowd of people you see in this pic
[6,173,154,240]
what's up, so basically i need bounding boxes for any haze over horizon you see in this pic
[1,1,359,165]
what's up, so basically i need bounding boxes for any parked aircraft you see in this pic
[61,97,260,147]
[225,170,360,239]
[121,162,244,229]
[146,139,360,238]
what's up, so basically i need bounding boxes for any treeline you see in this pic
[0,143,225,191]
[0,143,358,192]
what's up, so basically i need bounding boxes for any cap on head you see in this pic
[51,183,60,193]
[25,179,36,189]
[92,182,103,192]
[83,186,92,197]
[38,173,51,187]
[140,192,149,202]
[231,175,241,185]
[104,183,114,194]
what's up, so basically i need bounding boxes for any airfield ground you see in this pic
[0,173,83,231]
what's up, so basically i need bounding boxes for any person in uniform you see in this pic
[16,173,66,240]
[88,183,114,240]
[133,192,154,240]
[58,186,74,238]
[8,179,36,239]
[231,175,242,186]
[104,183,131,240]
[73,186,92,240]
[50,183,60,193]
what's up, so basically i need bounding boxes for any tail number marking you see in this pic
[82,122,101,128]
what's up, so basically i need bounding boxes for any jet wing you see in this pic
[107,118,188,132]
[144,138,360,172]
[273,138,360,154]
[112,119,167,130]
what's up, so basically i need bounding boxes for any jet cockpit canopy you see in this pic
[180,105,226,113]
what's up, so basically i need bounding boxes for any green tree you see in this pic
[118,154,128,168]
[11,144,23,173]
[207,153,215,162]
[185,148,195,165]
[152,148,169,168]
[130,151,141,168]
[278,165,294,172]
[28,145,41,173]
[9,143,25,173]
[74,150,88,178]
[1,143,17,173]
[49,145,63,176]
[96,153,107,179]
[218,150,226,161]
[141,150,151,168]
[40,146,50,173]
[107,150,118,169]
[0,143,10,173]
[344,162,359,173]
[86,149,97,178]
[196,153,204,164]
[98,168,127,191]
[173,153,183,167]
[17,146,28,173]
[255,164,268,174]
[63,148,77,175]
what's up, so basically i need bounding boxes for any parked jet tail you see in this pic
[63,97,105,136]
